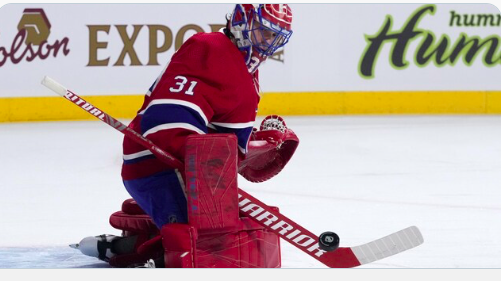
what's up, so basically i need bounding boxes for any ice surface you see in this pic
[1,116,501,268]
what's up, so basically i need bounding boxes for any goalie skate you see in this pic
[70,234,130,262]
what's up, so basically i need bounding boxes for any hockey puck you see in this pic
[318,231,340,252]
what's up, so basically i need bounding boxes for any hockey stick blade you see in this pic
[238,187,423,268]
[318,226,424,268]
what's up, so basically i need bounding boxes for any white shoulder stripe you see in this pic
[139,99,208,125]
[211,121,254,129]
[123,150,153,161]
[143,123,205,137]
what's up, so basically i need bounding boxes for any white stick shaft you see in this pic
[41,76,67,96]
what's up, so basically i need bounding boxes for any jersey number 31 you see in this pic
[169,76,198,96]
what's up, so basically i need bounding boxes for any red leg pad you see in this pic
[196,229,281,268]
[184,134,240,231]
[161,221,281,268]
[109,198,158,235]
[161,223,198,268]
[159,135,281,267]
[121,198,146,215]
[106,200,163,267]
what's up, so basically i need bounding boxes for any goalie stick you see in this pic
[41,76,424,268]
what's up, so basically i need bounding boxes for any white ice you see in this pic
[1,116,500,268]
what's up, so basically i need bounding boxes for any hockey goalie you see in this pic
[72,4,299,268]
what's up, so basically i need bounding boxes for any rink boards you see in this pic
[0,4,499,121]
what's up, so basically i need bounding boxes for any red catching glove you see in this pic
[238,115,299,183]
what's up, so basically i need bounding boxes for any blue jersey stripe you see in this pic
[141,104,208,135]
[211,124,253,153]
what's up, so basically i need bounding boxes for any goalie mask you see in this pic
[228,4,293,73]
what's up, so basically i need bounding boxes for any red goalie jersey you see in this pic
[122,32,260,181]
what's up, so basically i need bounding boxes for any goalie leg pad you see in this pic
[184,134,240,231]
[106,199,164,267]
[159,134,281,268]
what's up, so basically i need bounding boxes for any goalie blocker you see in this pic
[73,117,298,267]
